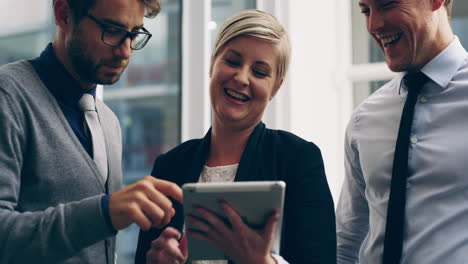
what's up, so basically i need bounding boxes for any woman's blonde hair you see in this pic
[210,9,291,81]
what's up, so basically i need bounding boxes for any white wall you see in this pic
[282,0,353,203]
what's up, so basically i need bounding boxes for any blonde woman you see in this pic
[135,9,336,264]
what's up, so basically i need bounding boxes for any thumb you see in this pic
[178,234,188,258]
[262,211,280,241]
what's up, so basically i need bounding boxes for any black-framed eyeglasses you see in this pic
[86,14,152,50]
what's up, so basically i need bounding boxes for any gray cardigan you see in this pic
[0,61,122,263]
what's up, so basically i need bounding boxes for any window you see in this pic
[106,1,182,263]
[211,0,256,47]
[0,1,54,64]
[452,3,468,47]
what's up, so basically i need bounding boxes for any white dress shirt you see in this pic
[337,36,468,264]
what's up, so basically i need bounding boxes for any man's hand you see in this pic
[109,176,183,230]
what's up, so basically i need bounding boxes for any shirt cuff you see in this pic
[100,194,117,234]
[271,253,289,264]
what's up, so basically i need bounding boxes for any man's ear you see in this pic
[54,0,72,31]
[270,79,284,100]
[432,0,445,11]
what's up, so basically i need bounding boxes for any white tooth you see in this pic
[227,89,247,100]
[381,34,400,45]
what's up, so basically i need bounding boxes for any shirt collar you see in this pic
[29,43,96,106]
[396,36,467,94]
[421,36,467,89]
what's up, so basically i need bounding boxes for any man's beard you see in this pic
[66,29,126,85]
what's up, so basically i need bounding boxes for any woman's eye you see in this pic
[225,59,240,67]
[253,69,268,77]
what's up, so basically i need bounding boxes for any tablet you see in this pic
[182,181,286,261]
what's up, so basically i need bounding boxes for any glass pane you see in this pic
[350,0,468,64]
[211,0,256,47]
[109,95,180,263]
[453,17,468,47]
[452,0,468,48]
[0,0,54,65]
[0,30,54,65]
[350,0,384,64]
[107,7,181,89]
[353,80,390,108]
[104,0,182,263]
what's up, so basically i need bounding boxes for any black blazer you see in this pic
[135,122,336,264]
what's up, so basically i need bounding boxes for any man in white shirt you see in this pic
[336,0,468,263]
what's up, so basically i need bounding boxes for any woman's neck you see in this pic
[206,122,257,167]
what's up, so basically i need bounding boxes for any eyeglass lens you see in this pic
[103,28,150,50]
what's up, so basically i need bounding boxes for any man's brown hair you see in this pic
[53,0,161,22]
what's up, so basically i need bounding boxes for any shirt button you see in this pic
[411,137,418,144]
[406,182,412,189]
[420,97,428,103]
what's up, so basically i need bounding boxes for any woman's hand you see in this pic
[146,227,188,264]
[186,201,279,264]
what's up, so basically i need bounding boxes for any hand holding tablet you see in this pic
[182,181,286,262]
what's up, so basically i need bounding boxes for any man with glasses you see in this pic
[0,0,182,263]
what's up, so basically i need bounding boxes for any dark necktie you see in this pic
[382,72,428,264]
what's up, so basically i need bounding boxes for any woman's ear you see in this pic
[270,79,284,101]
[54,0,72,32]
